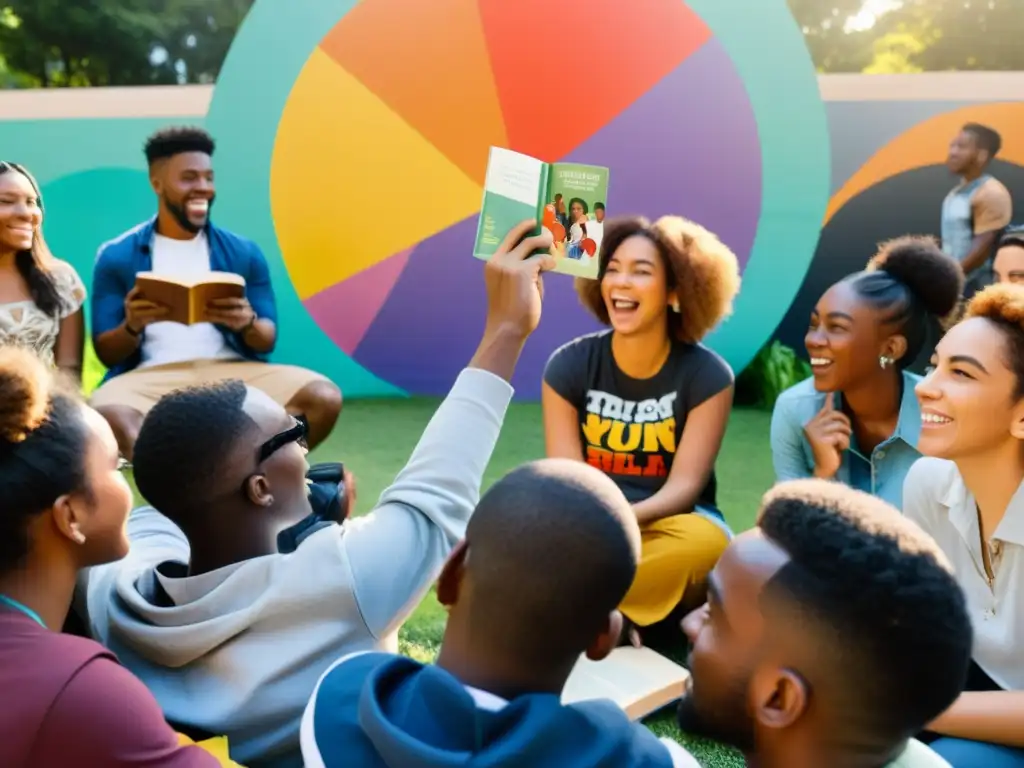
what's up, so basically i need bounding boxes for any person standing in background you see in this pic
[942,124,1013,298]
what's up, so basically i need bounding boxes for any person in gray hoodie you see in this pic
[77,219,556,767]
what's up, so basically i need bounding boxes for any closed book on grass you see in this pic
[561,646,690,720]
[134,272,245,326]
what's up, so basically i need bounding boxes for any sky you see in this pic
[846,0,902,31]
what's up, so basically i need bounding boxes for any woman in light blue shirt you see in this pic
[770,236,962,508]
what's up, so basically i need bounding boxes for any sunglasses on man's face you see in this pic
[258,418,308,463]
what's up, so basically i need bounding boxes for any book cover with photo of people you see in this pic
[473,147,609,279]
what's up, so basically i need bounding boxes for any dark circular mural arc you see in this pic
[774,159,1024,373]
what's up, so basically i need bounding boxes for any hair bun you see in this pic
[0,347,51,444]
[868,236,963,321]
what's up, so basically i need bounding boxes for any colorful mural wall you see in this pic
[0,0,1021,398]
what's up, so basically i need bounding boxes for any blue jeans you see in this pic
[922,662,1024,767]
[930,738,1024,767]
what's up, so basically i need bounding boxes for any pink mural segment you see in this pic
[302,248,413,355]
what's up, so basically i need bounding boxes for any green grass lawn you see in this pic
[301,399,775,767]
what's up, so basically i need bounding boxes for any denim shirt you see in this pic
[91,217,278,381]
[770,371,923,510]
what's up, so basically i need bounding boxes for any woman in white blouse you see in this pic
[0,162,86,381]
[903,283,1024,766]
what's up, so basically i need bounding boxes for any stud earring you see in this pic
[879,355,892,370]
[70,523,86,545]
[670,300,681,313]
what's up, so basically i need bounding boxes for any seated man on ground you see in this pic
[89,126,341,458]
[302,458,701,768]
[78,220,556,767]
[677,480,973,768]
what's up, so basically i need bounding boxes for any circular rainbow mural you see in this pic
[208,0,830,397]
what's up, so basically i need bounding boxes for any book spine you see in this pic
[536,163,551,237]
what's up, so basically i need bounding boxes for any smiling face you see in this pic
[152,151,215,234]
[0,169,42,255]
[240,387,312,531]
[805,281,893,392]
[678,530,791,752]
[600,234,672,337]
[916,316,1024,459]
[994,243,1024,285]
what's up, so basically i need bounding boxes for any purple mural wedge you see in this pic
[561,37,761,268]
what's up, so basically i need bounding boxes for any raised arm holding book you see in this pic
[78,219,555,766]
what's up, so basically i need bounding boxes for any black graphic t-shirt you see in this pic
[543,330,734,508]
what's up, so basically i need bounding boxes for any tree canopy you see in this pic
[0,0,1020,87]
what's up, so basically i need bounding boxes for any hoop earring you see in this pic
[879,355,892,370]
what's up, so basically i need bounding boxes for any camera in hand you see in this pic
[277,461,349,553]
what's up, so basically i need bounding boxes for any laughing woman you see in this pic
[904,285,1024,766]
[0,162,86,381]
[542,216,740,643]
[770,237,963,508]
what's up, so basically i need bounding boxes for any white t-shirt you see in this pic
[139,233,241,369]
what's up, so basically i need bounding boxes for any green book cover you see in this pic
[474,147,610,280]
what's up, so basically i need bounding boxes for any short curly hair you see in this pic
[964,284,1024,400]
[757,479,971,743]
[133,380,258,529]
[576,216,740,343]
[144,126,215,166]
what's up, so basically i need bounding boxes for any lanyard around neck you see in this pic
[0,594,47,629]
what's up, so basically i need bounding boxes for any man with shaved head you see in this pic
[78,220,557,766]
[302,458,702,767]
[677,480,972,767]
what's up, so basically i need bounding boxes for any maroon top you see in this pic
[0,609,218,767]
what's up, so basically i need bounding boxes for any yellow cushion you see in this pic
[176,733,245,767]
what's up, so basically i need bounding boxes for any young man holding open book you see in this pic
[89,127,342,458]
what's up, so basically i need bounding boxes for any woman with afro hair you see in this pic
[542,215,740,646]
[771,236,963,509]
[904,284,1024,766]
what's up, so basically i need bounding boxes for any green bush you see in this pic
[735,339,810,410]
[82,340,107,396]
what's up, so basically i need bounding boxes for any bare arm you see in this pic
[54,308,84,383]
[633,386,733,525]
[94,322,142,368]
[541,381,584,460]
[961,230,1001,274]
[963,182,1013,273]
[929,691,1024,747]
[240,317,276,354]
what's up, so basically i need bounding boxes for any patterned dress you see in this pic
[0,261,86,366]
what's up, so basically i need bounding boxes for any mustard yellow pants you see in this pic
[619,513,730,627]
